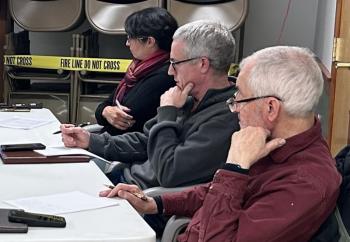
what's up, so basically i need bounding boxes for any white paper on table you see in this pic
[35,146,112,164]
[4,191,119,215]
[0,116,54,129]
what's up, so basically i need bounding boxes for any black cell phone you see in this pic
[8,210,66,227]
[0,143,46,151]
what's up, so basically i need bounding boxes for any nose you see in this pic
[168,64,175,76]
[126,39,130,47]
[229,103,240,113]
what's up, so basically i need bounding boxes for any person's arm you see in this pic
[161,183,212,217]
[147,105,238,187]
[95,65,175,133]
[162,167,339,242]
[95,89,115,126]
[122,69,175,132]
[88,118,156,162]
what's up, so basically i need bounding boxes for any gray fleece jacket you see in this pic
[89,85,239,189]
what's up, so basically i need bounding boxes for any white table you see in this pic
[0,108,63,147]
[0,109,156,242]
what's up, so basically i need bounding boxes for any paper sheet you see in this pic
[36,146,111,164]
[0,116,54,129]
[5,191,119,215]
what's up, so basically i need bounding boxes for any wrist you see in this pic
[102,106,110,118]
[226,160,251,169]
[152,196,163,214]
[223,163,249,175]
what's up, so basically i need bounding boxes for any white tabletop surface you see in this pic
[0,108,63,147]
[0,109,156,242]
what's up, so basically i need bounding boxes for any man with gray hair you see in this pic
[103,46,341,241]
[61,20,238,189]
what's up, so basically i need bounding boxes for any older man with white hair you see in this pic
[103,46,342,242]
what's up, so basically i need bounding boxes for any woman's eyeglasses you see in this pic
[126,35,149,42]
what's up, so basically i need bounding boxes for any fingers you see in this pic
[160,84,193,108]
[111,119,136,130]
[182,83,194,96]
[106,183,141,198]
[60,125,90,148]
[119,105,131,113]
[117,109,133,120]
[60,124,80,147]
[98,185,137,198]
[99,184,157,214]
[60,123,75,132]
[99,189,111,197]
[264,138,286,155]
[227,126,285,168]
[104,106,134,129]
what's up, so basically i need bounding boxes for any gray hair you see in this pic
[173,20,236,73]
[240,46,323,117]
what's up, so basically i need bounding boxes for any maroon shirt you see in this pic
[162,119,341,242]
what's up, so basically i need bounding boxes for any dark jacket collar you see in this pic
[188,83,235,113]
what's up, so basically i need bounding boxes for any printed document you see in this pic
[0,116,54,129]
[4,191,119,214]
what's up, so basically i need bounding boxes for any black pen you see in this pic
[52,122,91,135]
[103,184,148,201]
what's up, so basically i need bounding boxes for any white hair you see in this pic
[240,46,323,117]
[173,20,236,73]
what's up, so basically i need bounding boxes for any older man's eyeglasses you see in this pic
[226,91,282,112]
[169,57,202,71]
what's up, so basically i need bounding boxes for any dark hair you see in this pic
[124,7,178,52]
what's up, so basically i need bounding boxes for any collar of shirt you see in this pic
[269,117,323,164]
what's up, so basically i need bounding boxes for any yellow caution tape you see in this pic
[228,63,239,77]
[3,55,132,73]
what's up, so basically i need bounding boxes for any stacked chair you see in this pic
[166,0,248,61]
[4,0,85,123]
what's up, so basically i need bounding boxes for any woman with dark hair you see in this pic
[95,7,177,135]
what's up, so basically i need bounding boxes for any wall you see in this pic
[242,0,336,139]
[314,0,336,71]
[243,0,319,56]
[243,0,335,71]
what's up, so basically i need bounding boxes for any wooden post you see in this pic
[0,1,10,103]
[348,111,350,145]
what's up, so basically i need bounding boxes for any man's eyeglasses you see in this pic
[226,91,282,112]
[169,57,202,71]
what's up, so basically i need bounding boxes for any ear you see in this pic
[265,98,281,122]
[147,37,157,47]
[199,57,210,74]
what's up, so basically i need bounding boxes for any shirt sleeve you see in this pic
[95,89,116,126]
[195,169,338,242]
[162,182,212,217]
[88,120,153,162]
[147,105,237,187]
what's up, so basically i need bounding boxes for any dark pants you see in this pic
[106,168,127,185]
[144,214,171,237]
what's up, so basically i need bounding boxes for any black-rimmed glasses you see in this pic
[226,91,282,112]
[169,57,202,71]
